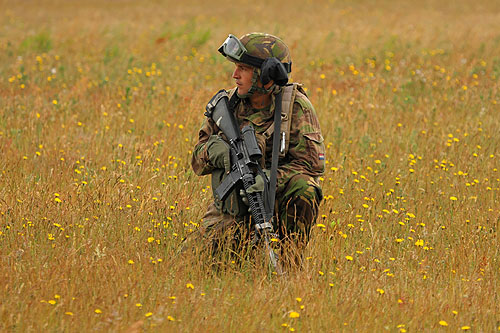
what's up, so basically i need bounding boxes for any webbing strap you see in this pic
[279,83,296,157]
[268,91,282,224]
[261,84,297,157]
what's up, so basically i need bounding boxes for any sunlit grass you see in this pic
[1,0,499,331]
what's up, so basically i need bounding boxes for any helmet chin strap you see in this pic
[236,68,275,99]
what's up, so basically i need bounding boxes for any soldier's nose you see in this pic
[232,68,240,79]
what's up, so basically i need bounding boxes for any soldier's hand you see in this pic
[240,170,270,207]
[206,135,230,173]
[246,173,266,194]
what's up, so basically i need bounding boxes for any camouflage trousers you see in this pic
[190,174,323,252]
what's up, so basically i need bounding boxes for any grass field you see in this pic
[1,0,500,331]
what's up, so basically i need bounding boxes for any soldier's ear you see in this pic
[260,57,288,86]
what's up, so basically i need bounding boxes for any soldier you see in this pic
[191,32,325,261]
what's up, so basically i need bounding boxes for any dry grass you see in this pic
[1,0,499,331]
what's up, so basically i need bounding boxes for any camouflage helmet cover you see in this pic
[239,32,292,67]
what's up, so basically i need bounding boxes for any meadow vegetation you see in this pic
[1,0,499,331]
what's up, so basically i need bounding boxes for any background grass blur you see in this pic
[1,0,499,331]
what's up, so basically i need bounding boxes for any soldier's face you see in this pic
[232,63,254,95]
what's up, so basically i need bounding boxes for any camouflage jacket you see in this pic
[191,85,325,195]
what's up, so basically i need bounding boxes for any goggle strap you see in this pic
[219,43,292,73]
[240,53,264,69]
[235,54,292,74]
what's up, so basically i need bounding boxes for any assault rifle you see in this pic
[205,90,282,274]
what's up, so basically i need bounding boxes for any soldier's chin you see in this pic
[237,87,249,95]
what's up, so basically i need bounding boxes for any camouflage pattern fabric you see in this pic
[277,173,322,244]
[183,173,321,257]
[239,33,291,65]
[190,84,325,247]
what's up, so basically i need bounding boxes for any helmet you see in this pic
[218,32,292,97]
[219,33,292,72]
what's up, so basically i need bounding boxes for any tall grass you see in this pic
[1,0,499,331]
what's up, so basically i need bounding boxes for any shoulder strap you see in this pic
[268,90,282,229]
[262,83,298,157]
[279,83,298,157]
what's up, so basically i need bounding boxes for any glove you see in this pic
[240,170,270,206]
[206,135,230,173]
[246,172,266,194]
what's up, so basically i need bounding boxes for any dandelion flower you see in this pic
[289,311,300,318]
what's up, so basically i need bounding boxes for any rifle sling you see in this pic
[268,90,283,223]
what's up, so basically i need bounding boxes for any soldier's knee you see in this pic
[279,175,323,242]
[283,174,323,205]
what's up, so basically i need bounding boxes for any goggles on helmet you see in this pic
[218,34,265,69]
[218,34,292,73]
[218,35,246,61]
